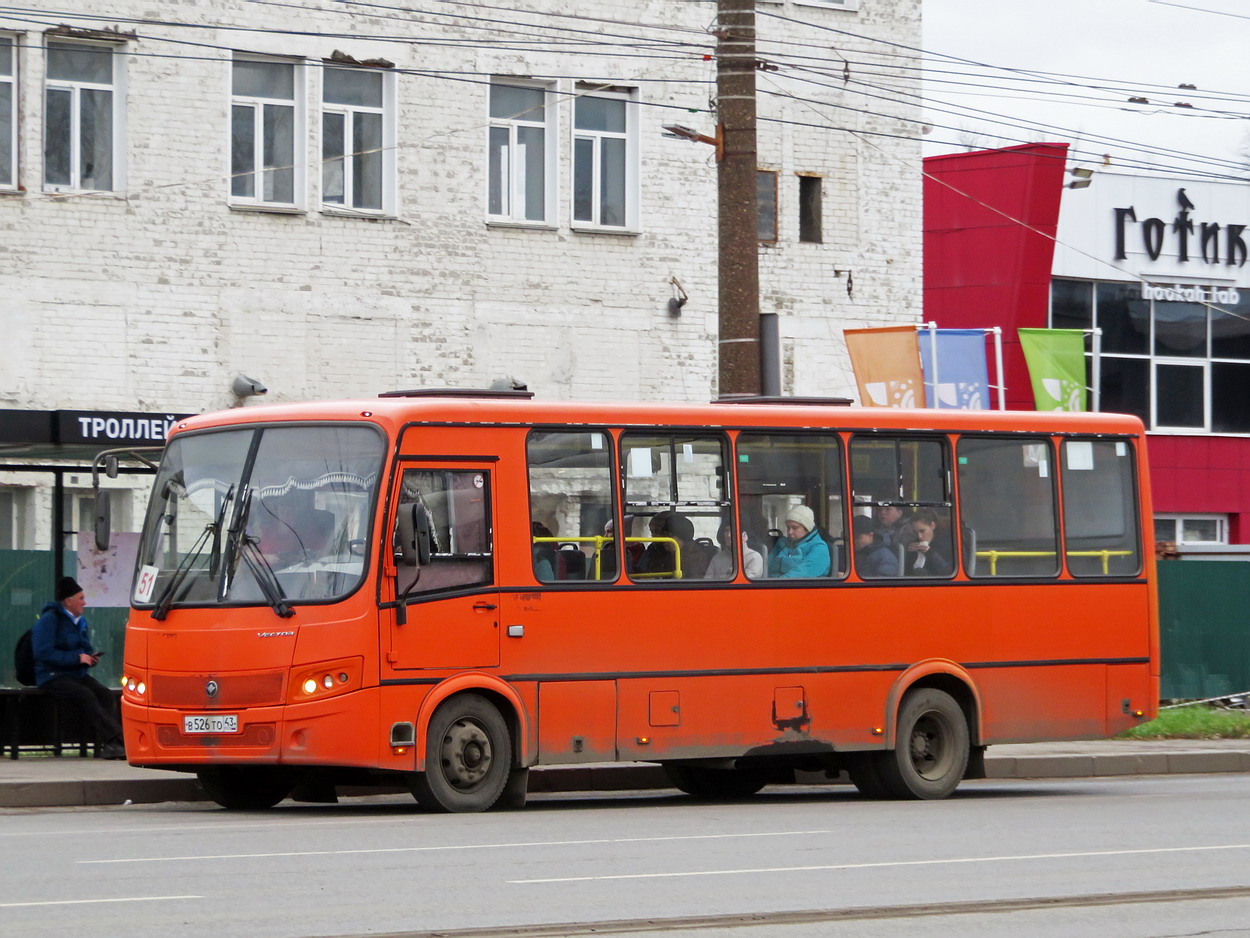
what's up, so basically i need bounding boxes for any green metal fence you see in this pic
[1,550,127,689]
[1158,559,1250,700]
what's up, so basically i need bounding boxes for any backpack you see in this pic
[14,628,36,687]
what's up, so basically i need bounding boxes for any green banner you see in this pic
[1018,328,1087,411]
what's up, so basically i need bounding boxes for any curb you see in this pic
[3,751,1248,809]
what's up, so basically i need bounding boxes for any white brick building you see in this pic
[0,0,922,549]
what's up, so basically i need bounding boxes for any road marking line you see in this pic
[78,829,831,864]
[0,896,202,909]
[509,843,1250,883]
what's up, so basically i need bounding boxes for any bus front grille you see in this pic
[149,671,286,708]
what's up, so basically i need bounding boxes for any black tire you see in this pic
[411,694,512,813]
[197,766,292,810]
[663,764,769,798]
[494,766,529,810]
[875,688,970,800]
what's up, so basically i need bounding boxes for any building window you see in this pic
[1,36,14,188]
[44,39,121,192]
[1051,278,1250,432]
[799,174,822,243]
[572,87,636,230]
[794,0,861,9]
[757,170,777,242]
[232,55,302,207]
[488,81,555,224]
[1155,514,1227,545]
[322,65,393,214]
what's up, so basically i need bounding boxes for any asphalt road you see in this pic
[5,774,1250,938]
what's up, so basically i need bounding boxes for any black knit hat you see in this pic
[55,576,83,602]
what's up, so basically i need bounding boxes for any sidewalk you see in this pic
[4,739,1250,808]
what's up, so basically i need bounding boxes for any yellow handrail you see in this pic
[975,548,1134,576]
[532,535,682,579]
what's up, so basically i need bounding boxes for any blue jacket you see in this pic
[32,601,96,687]
[768,528,831,578]
[857,541,900,578]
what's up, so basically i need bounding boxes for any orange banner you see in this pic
[844,326,925,407]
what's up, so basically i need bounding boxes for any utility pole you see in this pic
[716,0,761,398]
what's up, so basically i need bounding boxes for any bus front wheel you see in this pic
[197,766,292,810]
[875,688,970,800]
[411,694,512,813]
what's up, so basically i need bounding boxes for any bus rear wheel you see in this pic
[411,694,512,813]
[197,766,293,810]
[874,688,970,800]
[663,764,769,798]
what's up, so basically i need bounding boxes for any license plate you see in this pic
[183,714,239,734]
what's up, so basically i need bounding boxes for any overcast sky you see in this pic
[921,0,1250,179]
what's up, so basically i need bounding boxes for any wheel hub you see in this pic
[441,718,493,789]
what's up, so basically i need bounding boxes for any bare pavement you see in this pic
[4,738,1250,808]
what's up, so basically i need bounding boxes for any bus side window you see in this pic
[849,436,951,580]
[621,433,728,582]
[1061,439,1141,577]
[957,437,1059,578]
[393,469,492,594]
[526,430,617,583]
[737,431,846,580]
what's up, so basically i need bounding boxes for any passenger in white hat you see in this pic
[767,504,831,578]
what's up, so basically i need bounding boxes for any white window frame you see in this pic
[43,36,126,193]
[230,53,305,210]
[1154,513,1228,545]
[571,85,639,233]
[792,0,860,10]
[487,79,557,226]
[0,34,16,191]
[320,64,396,216]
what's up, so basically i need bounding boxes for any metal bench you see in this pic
[0,687,117,759]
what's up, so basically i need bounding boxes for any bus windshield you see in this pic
[133,424,385,612]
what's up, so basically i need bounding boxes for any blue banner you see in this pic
[917,329,991,409]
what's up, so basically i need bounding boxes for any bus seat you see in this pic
[556,545,586,580]
[962,526,976,576]
[395,502,417,565]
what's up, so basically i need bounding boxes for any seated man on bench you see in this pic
[32,577,125,760]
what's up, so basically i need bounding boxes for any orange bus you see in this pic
[119,391,1157,810]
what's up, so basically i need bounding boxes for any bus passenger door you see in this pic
[386,464,500,672]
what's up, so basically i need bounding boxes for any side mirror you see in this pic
[396,503,434,567]
[104,455,119,479]
[93,491,112,552]
[414,507,433,566]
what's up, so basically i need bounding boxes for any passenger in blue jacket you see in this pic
[768,505,831,578]
[853,515,900,578]
[33,577,125,759]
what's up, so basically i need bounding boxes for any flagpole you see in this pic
[1089,327,1102,412]
[925,321,939,408]
[991,327,1006,411]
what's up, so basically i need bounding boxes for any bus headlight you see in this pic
[122,672,148,701]
[290,657,363,703]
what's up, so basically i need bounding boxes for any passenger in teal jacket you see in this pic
[767,505,831,578]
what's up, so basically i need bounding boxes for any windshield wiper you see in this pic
[218,486,252,601]
[238,537,294,618]
[151,484,235,621]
